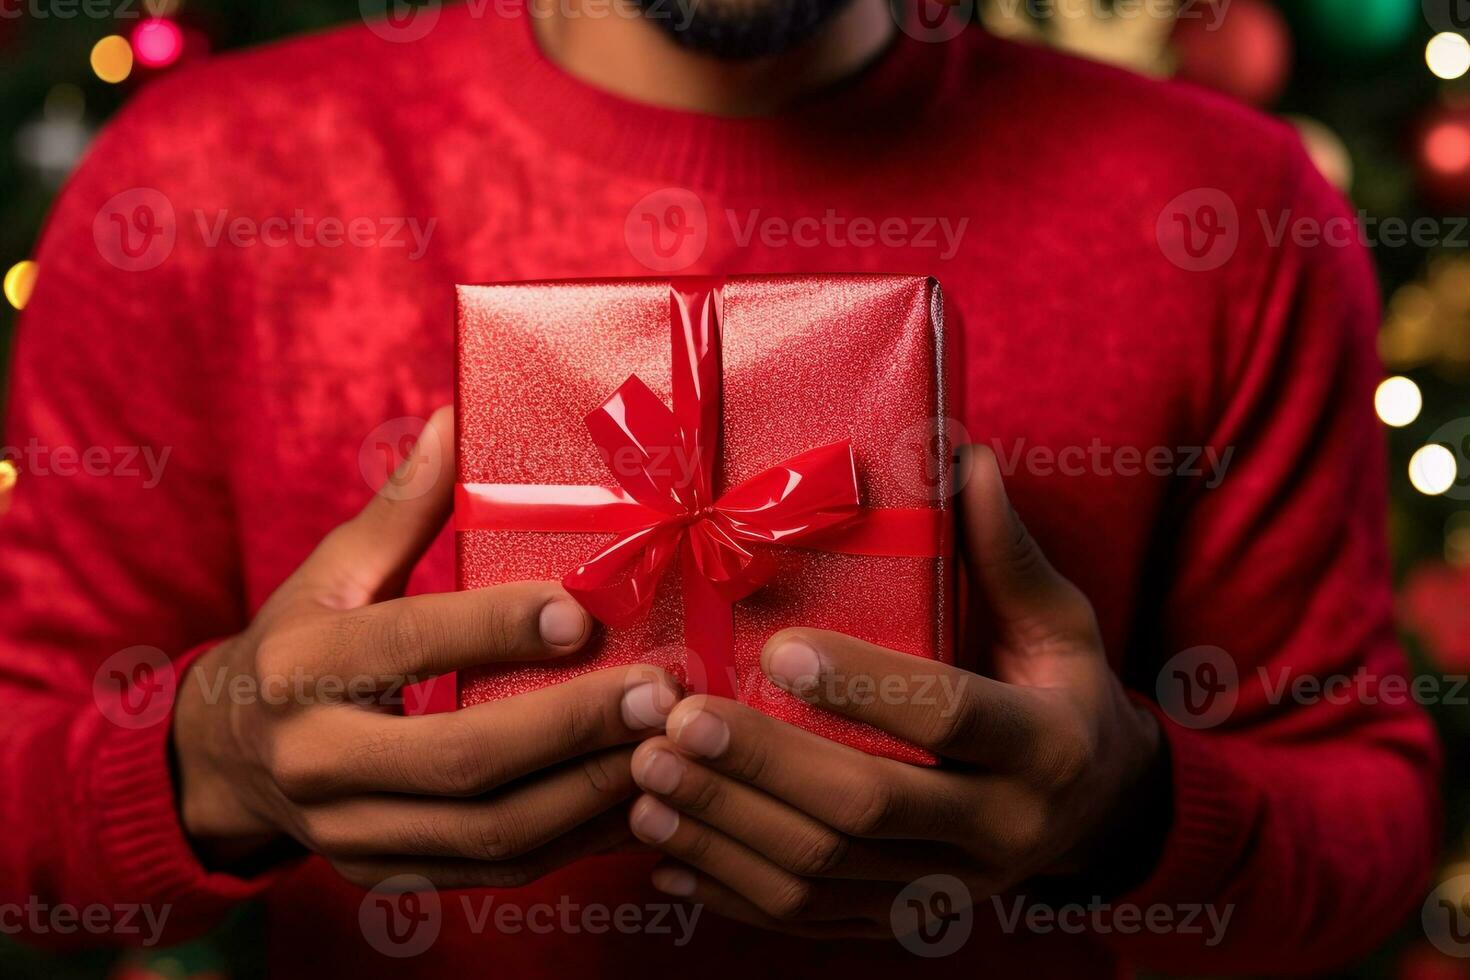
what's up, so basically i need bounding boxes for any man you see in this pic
[0,0,1439,975]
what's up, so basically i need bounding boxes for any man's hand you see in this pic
[624,445,1164,936]
[172,406,681,890]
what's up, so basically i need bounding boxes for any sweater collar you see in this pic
[482,0,971,195]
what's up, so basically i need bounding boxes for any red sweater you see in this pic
[0,5,1440,975]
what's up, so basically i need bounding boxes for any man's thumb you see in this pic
[305,405,456,608]
[958,444,1095,644]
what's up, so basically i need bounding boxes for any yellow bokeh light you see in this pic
[1409,444,1459,496]
[1374,376,1423,427]
[90,35,134,84]
[0,461,15,495]
[3,260,38,311]
[1427,32,1470,81]
[1447,513,1470,566]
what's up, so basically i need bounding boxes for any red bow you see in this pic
[564,284,864,627]
[456,281,945,698]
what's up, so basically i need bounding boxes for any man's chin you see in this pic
[634,0,859,59]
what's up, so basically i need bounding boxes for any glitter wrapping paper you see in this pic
[456,275,953,763]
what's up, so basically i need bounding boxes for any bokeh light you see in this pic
[1410,444,1459,495]
[3,261,37,311]
[89,35,133,84]
[1423,118,1470,175]
[1375,376,1423,427]
[131,18,184,69]
[1427,32,1470,81]
[1447,513,1470,565]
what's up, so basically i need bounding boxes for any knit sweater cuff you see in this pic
[90,640,277,938]
[1116,700,1261,912]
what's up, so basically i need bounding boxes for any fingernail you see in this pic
[622,682,674,730]
[630,796,679,844]
[539,598,587,648]
[651,867,697,897]
[766,639,822,695]
[670,707,729,759]
[633,748,684,795]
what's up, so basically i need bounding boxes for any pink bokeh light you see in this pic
[131,18,184,69]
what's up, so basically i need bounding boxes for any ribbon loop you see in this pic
[713,441,862,545]
[584,375,689,517]
[564,522,682,627]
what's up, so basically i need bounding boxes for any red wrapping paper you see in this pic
[456,275,953,764]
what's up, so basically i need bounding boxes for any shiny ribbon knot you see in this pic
[456,281,946,698]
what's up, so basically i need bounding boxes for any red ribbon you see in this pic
[456,281,947,698]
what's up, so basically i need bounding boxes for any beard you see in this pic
[632,0,860,59]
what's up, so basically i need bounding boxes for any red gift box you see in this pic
[455,275,954,764]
